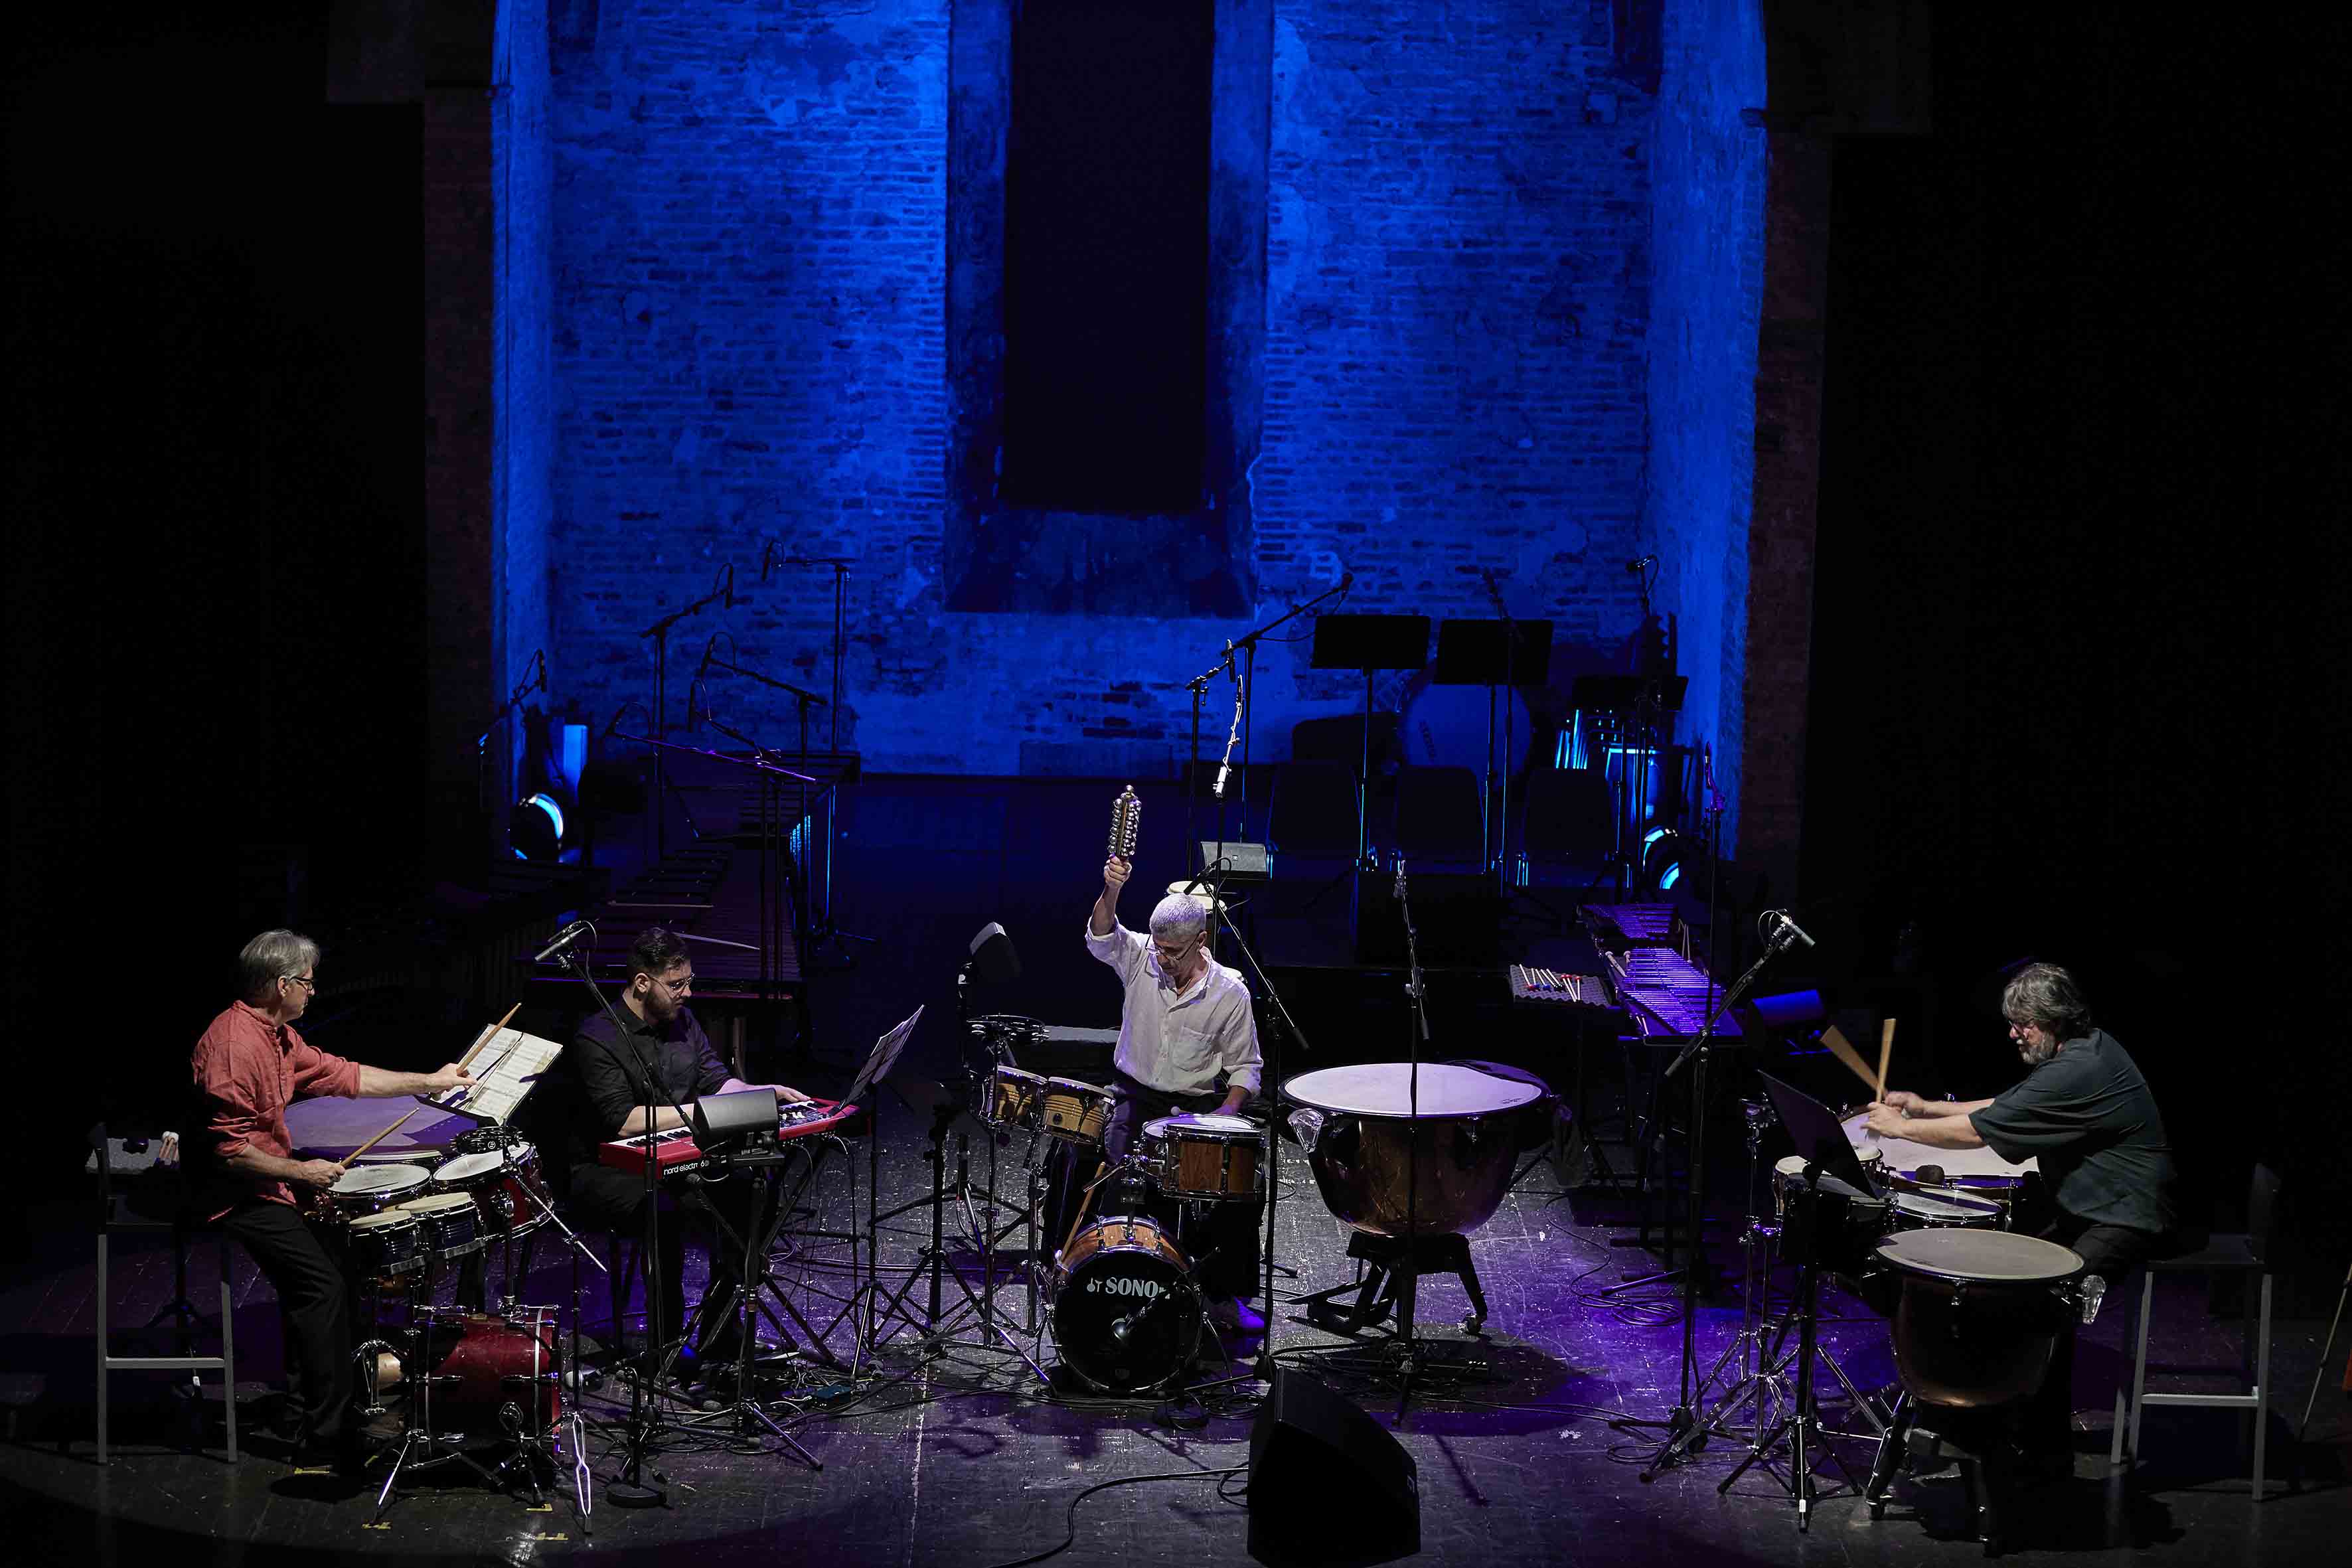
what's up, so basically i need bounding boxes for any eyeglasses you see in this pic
[282,975,319,992]
[658,976,695,994]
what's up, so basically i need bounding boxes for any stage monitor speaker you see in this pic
[1247,1367,1419,1567]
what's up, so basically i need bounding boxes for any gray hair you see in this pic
[2001,961,2094,1041]
[238,929,321,1004]
[1148,893,1210,945]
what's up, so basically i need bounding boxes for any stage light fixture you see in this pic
[509,791,569,862]
[1640,826,1685,894]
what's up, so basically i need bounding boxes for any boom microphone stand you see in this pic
[1634,913,1808,1478]
[639,566,737,858]
[546,925,705,1508]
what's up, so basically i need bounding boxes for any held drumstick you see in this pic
[1820,1024,1880,1094]
[346,1105,422,1163]
[1876,1017,1896,1102]
[459,1002,524,1071]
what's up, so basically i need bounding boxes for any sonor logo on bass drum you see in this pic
[1085,1274,1167,1299]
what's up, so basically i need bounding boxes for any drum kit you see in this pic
[312,1125,588,1524]
[967,1042,1269,1395]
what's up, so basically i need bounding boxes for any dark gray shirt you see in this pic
[1970,1029,2176,1235]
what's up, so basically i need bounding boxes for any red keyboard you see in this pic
[597,1097,857,1179]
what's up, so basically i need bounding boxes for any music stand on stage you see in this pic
[1305,614,1429,928]
[1429,617,1553,876]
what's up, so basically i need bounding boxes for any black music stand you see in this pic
[1304,614,1427,927]
[1431,617,1553,876]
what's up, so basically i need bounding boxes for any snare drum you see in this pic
[1886,1188,2003,1231]
[346,1208,426,1278]
[392,1188,484,1261]
[982,1065,1049,1133]
[1040,1077,1115,1146]
[1138,1113,1265,1200]
[433,1142,554,1239]
[326,1162,431,1220]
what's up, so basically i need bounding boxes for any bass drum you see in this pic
[412,1307,564,1444]
[1398,668,1537,776]
[1052,1218,1203,1394]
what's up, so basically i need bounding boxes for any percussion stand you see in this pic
[1711,1164,1869,1530]
[1632,918,1803,1473]
[506,1170,601,1532]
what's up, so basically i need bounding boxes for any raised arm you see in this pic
[1090,855,1131,937]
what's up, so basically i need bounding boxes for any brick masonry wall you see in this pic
[1643,0,1765,856]
[547,2,1664,778]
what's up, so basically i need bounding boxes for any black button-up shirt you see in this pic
[1969,1029,2177,1235]
[561,1004,730,1171]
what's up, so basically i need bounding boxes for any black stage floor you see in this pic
[13,777,2348,1564]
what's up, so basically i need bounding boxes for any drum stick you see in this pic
[1875,1017,1896,1102]
[1820,1025,1880,1094]
[345,1106,422,1163]
[1062,1160,1108,1261]
[459,1002,523,1071]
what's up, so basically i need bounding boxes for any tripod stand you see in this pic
[854,1082,1051,1382]
[1712,1163,1873,1529]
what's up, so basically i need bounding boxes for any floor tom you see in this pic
[345,1208,426,1279]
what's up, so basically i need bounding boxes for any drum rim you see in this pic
[1142,1112,1260,1136]
[1886,1188,2003,1219]
[348,1208,422,1231]
[395,1190,479,1214]
[335,1163,431,1193]
[435,1149,518,1183]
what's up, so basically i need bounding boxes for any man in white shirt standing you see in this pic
[1087,852,1267,1334]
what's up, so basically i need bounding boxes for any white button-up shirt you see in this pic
[1083,921,1263,1097]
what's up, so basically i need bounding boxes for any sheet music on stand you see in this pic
[433,1024,565,1127]
[844,1006,923,1107]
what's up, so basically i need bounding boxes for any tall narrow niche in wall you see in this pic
[947,0,1264,615]
[1000,0,1212,512]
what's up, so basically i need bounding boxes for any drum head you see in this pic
[396,1190,478,1216]
[1053,1223,1202,1394]
[335,1163,430,1197]
[434,1150,509,1186]
[1875,1228,2082,1283]
[1145,1113,1257,1137]
[348,1208,418,1233]
[1283,1062,1541,1117]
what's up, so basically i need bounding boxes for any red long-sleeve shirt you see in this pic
[190,1000,361,1219]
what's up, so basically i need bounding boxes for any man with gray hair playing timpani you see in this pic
[1865,961,2179,1481]
[188,929,475,1471]
[1088,852,1267,1335]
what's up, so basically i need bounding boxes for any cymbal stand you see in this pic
[1711,1163,1871,1531]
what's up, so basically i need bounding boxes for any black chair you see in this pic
[1267,759,1364,861]
[1518,765,1614,884]
[2111,1164,2282,1496]
[1389,765,1486,866]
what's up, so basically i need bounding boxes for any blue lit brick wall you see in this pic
[546,2,1671,777]
[1644,0,1765,852]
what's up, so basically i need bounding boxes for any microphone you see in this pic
[722,562,736,609]
[1338,571,1354,589]
[759,540,775,586]
[1393,856,1408,901]
[1625,555,1656,574]
[696,633,719,680]
[1766,909,1816,949]
[1214,759,1231,799]
[532,920,592,963]
[530,649,547,694]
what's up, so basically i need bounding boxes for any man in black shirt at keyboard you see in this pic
[558,926,811,1399]
[1866,961,2179,1477]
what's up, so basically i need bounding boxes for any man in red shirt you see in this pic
[190,929,473,1467]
